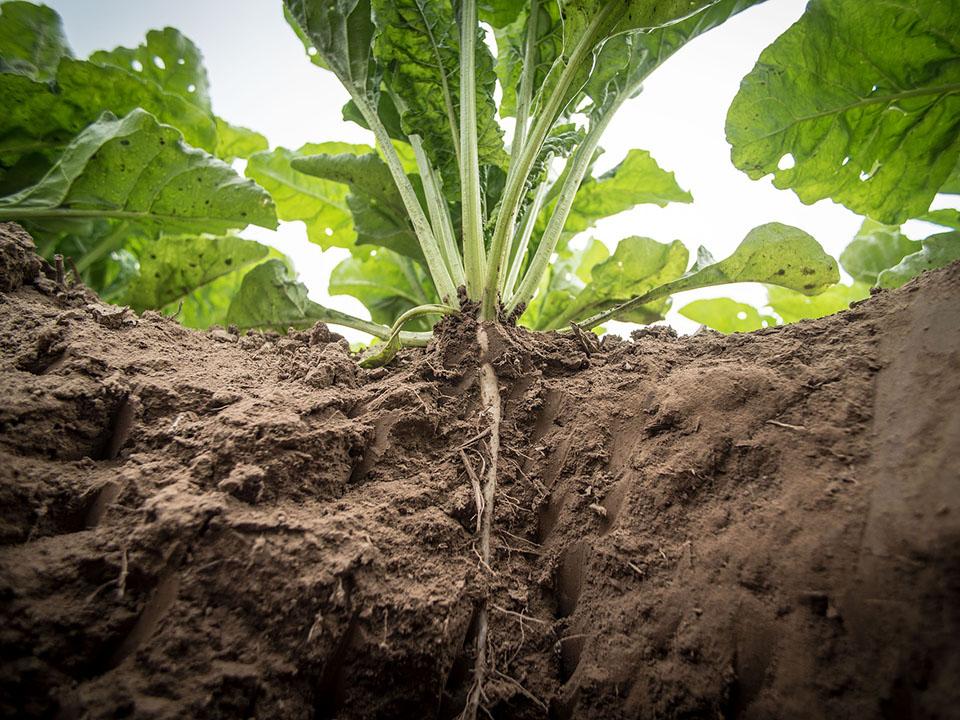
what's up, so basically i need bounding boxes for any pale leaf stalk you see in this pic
[501,181,547,299]
[253,305,432,346]
[409,134,466,287]
[509,0,540,169]
[460,0,486,299]
[346,87,458,303]
[399,255,432,305]
[482,3,615,318]
[572,282,677,331]
[358,302,456,368]
[507,99,621,315]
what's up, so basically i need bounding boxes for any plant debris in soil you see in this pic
[0,222,958,719]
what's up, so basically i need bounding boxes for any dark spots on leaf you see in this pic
[801,267,816,275]
[776,268,786,276]
[224,258,233,266]
[204,200,210,205]
[154,272,160,278]
[240,212,247,217]
[804,283,816,290]
[188,262,197,268]
[120,139,130,146]
[197,177,202,182]
[150,254,157,260]
[159,139,166,145]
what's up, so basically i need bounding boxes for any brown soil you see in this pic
[1,221,959,720]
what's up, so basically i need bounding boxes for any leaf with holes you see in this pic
[0,109,276,233]
[727,0,960,224]
[245,142,372,249]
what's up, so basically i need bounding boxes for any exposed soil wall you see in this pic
[1,222,958,719]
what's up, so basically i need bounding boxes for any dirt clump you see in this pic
[1,221,958,719]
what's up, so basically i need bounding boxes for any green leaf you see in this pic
[0,56,218,174]
[330,246,437,329]
[766,281,870,323]
[536,0,744,121]
[876,231,960,288]
[283,0,378,96]
[118,234,270,312]
[564,0,726,37]
[0,109,276,233]
[726,0,960,224]
[214,117,269,161]
[679,297,776,333]
[0,0,72,81]
[494,1,563,118]
[291,151,425,262]
[575,238,609,284]
[940,159,960,195]
[917,209,960,231]
[581,223,841,328]
[536,149,692,244]
[342,92,407,140]
[245,142,371,249]
[566,149,692,228]
[546,236,689,328]
[226,257,380,333]
[478,0,523,27]
[89,27,212,112]
[158,247,290,329]
[372,0,506,198]
[669,223,838,296]
[839,219,921,285]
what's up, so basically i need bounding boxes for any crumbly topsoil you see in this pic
[1,221,958,720]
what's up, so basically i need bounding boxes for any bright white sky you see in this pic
[46,0,955,340]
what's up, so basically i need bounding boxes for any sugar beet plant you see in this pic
[1,0,959,713]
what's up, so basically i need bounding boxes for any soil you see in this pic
[1,220,958,720]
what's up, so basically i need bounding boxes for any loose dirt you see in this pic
[1,221,958,719]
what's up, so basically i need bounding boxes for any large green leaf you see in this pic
[226,258,384,334]
[118,234,270,312]
[283,0,378,96]
[371,0,506,197]
[679,297,776,333]
[766,281,870,323]
[536,0,746,121]
[671,223,838,294]
[158,248,290,329]
[839,220,921,285]
[0,56,218,179]
[329,246,436,329]
[876,231,960,288]
[0,109,276,233]
[580,223,839,328]
[538,149,692,240]
[89,27,212,112]
[0,0,72,81]
[291,151,425,262]
[245,142,371,249]
[544,236,689,328]
[727,0,960,224]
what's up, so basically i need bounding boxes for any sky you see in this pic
[45,0,956,339]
